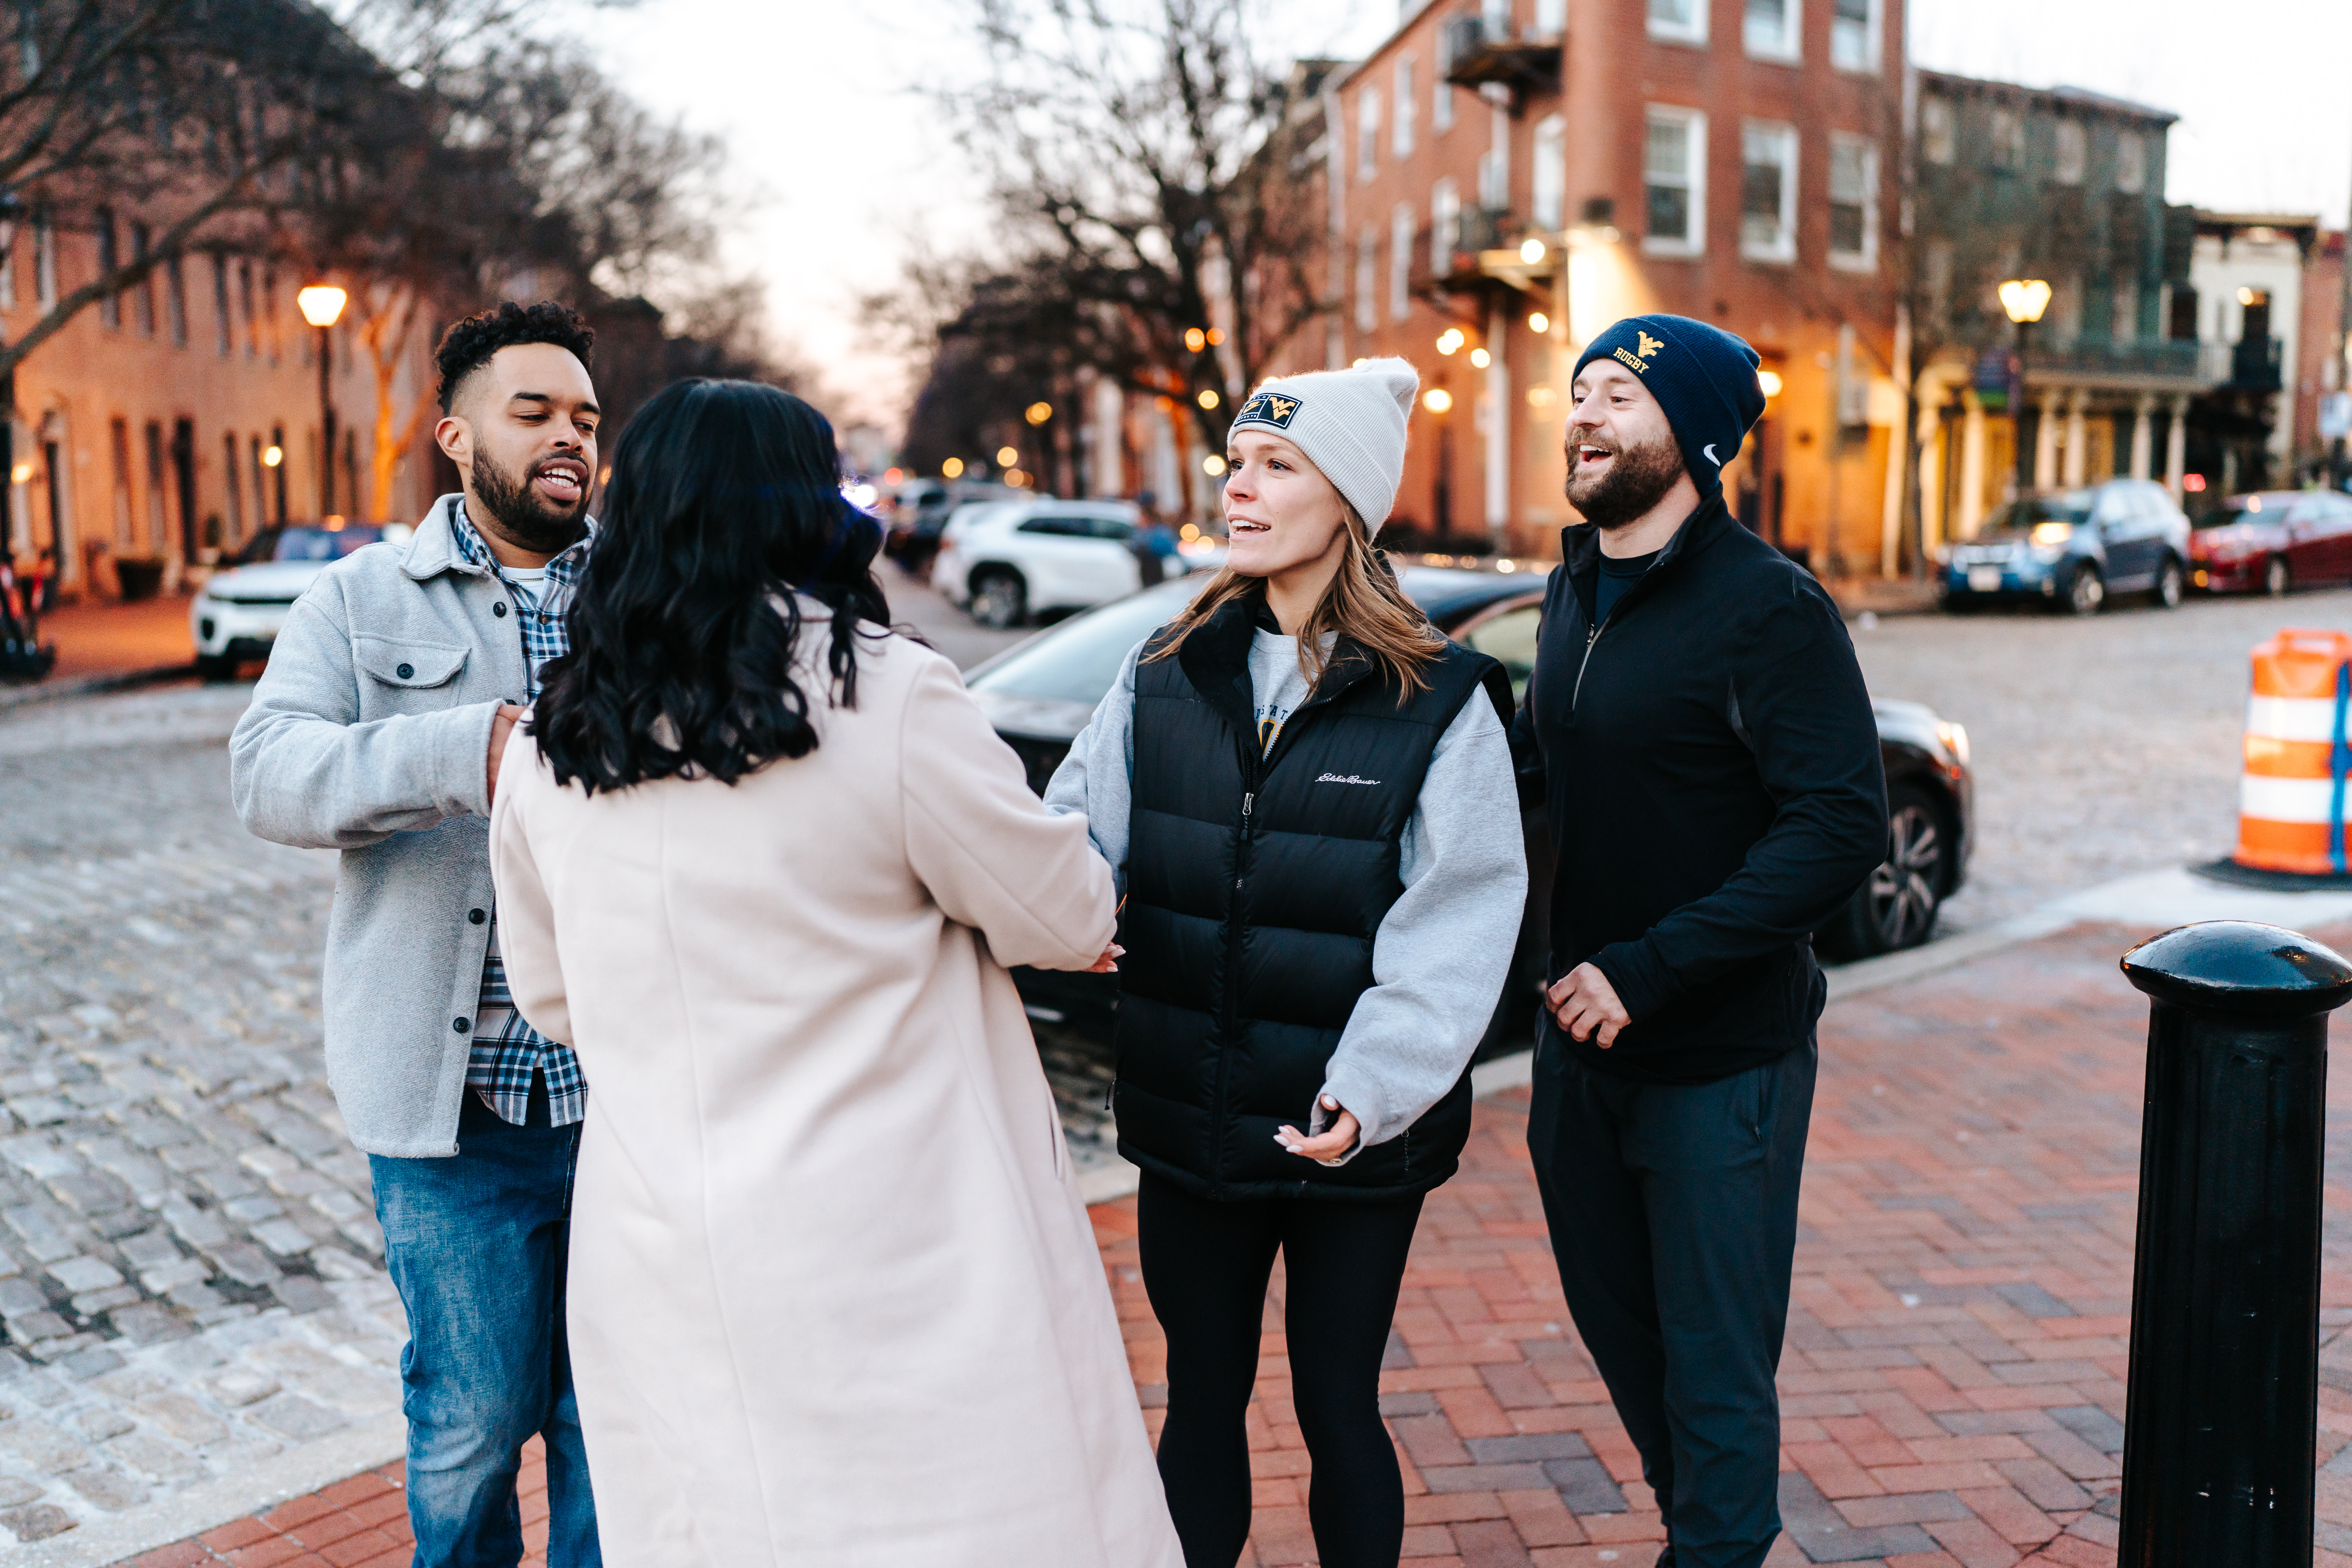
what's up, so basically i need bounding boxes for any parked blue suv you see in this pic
[1939,479,2190,615]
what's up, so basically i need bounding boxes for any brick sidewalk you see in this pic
[125,920,2352,1567]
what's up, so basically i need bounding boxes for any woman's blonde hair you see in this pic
[1144,508,1443,697]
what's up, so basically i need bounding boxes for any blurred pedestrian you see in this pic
[488,378,1180,1567]
[1048,359,1526,1568]
[1513,315,1887,1568]
[232,301,606,1567]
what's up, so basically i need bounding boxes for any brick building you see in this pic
[0,211,438,602]
[1282,0,1906,570]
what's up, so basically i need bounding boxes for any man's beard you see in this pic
[471,447,588,555]
[1564,430,1685,530]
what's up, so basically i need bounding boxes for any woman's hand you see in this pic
[1085,943,1125,974]
[1275,1095,1360,1165]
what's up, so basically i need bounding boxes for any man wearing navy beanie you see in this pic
[1511,317,1887,1568]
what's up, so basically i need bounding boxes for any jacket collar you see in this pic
[1176,587,1380,753]
[399,494,485,582]
[1559,494,1735,623]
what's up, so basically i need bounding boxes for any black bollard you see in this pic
[2116,920,2352,1568]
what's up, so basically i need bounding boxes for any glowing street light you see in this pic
[941,457,965,478]
[995,445,1019,467]
[1469,348,1491,368]
[1197,388,1220,410]
[1423,388,1454,413]
[1519,237,1548,265]
[1203,454,1227,477]
[1998,279,2051,325]
[298,284,350,516]
[1528,312,1550,334]
[1436,328,1466,356]
[263,444,283,468]
[1184,327,1208,352]
[1024,401,1053,425]
[1757,370,1784,397]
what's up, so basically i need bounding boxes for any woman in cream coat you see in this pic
[487,379,1180,1567]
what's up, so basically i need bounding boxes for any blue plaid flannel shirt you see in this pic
[453,502,593,1128]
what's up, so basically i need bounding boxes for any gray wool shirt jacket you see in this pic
[230,495,536,1158]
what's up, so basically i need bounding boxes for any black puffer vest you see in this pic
[1112,595,1510,1202]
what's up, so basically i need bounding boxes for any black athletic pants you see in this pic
[1526,1033,1817,1568]
[1137,1172,1425,1568]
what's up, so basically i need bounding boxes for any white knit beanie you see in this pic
[1228,358,1419,537]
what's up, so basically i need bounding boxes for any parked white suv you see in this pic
[931,499,1189,627]
[191,522,411,680]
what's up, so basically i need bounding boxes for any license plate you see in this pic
[1967,567,2003,592]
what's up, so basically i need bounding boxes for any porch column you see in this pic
[2062,389,2090,488]
[1916,397,1946,559]
[2130,394,2154,480]
[1484,303,1509,543]
[1959,390,1987,539]
[2034,388,2061,490]
[2164,394,2189,500]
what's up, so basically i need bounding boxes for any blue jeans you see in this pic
[370,1087,601,1568]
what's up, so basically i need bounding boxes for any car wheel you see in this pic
[2153,556,2184,609]
[1818,784,1949,960]
[2062,563,2104,617]
[968,569,1027,629]
[193,653,237,683]
[2265,555,2291,597]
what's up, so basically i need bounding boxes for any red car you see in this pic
[2190,489,2352,595]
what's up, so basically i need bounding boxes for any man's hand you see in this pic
[1275,1096,1360,1165]
[485,704,526,807]
[1547,962,1631,1048]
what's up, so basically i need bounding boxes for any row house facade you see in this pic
[1267,0,1907,570]
[1907,73,2204,550]
[0,210,439,602]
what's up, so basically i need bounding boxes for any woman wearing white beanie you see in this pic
[1045,358,1527,1566]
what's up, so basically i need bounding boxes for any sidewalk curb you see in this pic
[5,1412,404,1568]
[0,664,192,714]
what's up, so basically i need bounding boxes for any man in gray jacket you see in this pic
[232,301,603,1566]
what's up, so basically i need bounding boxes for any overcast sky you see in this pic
[567,0,2352,428]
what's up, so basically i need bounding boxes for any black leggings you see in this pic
[1138,1172,1425,1568]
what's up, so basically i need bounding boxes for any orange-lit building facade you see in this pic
[1270,0,1906,569]
[0,212,439,601]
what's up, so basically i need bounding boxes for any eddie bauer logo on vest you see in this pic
[1316,772,1382,785]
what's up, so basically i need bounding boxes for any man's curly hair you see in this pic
[434,300,596,413]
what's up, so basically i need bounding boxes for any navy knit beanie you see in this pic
[1572,315,1768,506]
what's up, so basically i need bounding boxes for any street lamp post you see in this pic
[297,284,348,518]
[1998,278,2051,490]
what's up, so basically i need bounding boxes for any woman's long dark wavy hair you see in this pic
[530,378,891,793]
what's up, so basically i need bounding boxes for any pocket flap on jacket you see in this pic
[354,635,469,689]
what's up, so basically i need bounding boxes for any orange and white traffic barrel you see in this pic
[2236,630,2352,875]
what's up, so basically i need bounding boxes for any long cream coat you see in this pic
[487,615,1181,1568]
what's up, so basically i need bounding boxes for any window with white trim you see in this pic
[1744,0,1800,61]
[2114,131,2146,194]
[2053,120,2085,185]
[1394,58,1416,158]
[1356,225,1377,330]
[1532,114,1566,230]
[1828,132,1878,270]
[1391,203,1416,321]
[1535,0,1566,33]
[1431,178,1461,272]
[1432,26,1455,132]
[1647,0,1708,45]
[2112,276,2140,342]
[1829,0,1877,71]
[1920,96,1955,165]
[1357,89,1381,181]
[1644,107,1706,255]
[1991,107,2025,172]
[1740,122,1796,262]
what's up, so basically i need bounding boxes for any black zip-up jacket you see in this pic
[1510,497,1886,1083]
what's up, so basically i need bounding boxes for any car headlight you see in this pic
[1936,720,1970,769]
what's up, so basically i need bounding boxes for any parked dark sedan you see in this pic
[2188,488,2352,596]
[965,564,1974,1044]
[1939,480,2190,615]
